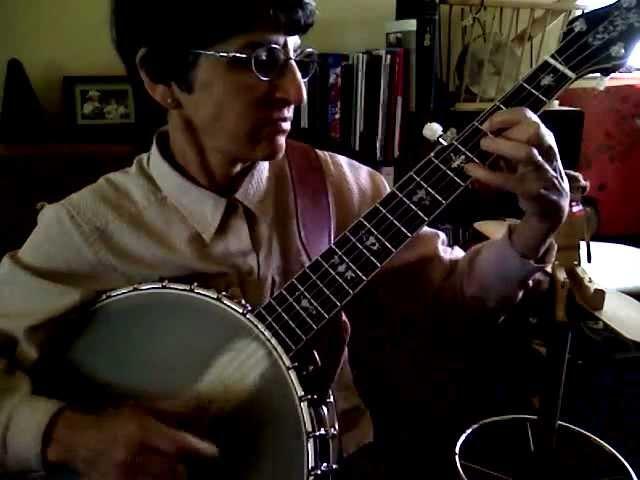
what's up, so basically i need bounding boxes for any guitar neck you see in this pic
[253,56,578,356]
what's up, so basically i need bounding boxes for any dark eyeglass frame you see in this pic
[191,44,318,81]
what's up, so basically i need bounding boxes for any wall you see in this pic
[305,0,394,53]
[0,0,395,114]
[0,0,124,113]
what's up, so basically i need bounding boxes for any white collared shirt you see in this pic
[0,129,547,472]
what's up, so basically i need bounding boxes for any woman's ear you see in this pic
[136,48,182,110]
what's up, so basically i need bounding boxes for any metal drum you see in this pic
[455,415,637,480]
[37,283,338,479]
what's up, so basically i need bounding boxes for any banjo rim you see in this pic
[85,281,337,478]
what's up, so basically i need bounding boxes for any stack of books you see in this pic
[292,49,411,175]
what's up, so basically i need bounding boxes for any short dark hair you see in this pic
[111,1,317,93]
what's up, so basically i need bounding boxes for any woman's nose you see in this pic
[273,60,307,106]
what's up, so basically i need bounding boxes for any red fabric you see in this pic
[559,84,640,236]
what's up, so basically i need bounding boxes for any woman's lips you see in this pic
[270,118,292,133]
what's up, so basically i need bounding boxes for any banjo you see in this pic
[30,2,640,478]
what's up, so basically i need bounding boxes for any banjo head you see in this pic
[44,283,321,480]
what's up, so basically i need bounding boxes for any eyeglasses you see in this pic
[191,44,318,81]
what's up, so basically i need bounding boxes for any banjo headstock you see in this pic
[558,0,640,77]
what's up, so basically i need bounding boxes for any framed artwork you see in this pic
[63,75,138,141]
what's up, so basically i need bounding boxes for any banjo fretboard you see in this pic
[252,0,639,355]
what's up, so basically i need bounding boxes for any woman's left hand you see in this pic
[464,107,570,259]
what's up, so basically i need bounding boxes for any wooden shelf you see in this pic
[0,143,141,158]
[0,142,144,255]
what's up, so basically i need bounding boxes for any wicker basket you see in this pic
[438,0,586,104]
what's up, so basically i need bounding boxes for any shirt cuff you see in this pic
[506,223,556,269]
[464,226,552,309]
[6,396,65,472]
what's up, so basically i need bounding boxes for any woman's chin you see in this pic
[259,134,288,161]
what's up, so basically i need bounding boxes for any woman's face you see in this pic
[174,32,307,165]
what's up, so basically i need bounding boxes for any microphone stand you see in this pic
[455,174,637,480]
[531,188,606,476]
[531,263,573,477]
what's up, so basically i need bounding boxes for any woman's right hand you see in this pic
[44,406,219,480]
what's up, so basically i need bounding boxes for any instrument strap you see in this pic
[286,140,333,260]
[287,141,373,456]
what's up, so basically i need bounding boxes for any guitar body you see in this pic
[32,283,338,480]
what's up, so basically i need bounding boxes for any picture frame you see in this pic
[62,75,138,142]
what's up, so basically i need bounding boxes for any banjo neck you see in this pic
[251,0,640,356]
[252,60,572,356]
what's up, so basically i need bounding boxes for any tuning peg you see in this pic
[423,122,459,146]
[422,122,446,144]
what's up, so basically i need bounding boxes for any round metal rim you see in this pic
[455,414,637,480]
[92,282,323,476]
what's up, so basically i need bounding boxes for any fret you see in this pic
[362,208,407,250]
[436,145,467,177]
[294,269,342,313]
[373,204,411,237]
[269,323,296,352]
[359,218,395,252]
[450,140,480,164]
[308,257,352,303]
[451,125,489,163]
[400,168,457,215]
[454,134,497,170]
[396,191,429,222]
[430,157,466,187]
[256,307,295,351]
[335,232,380,277]
[387,182,435,228]
[379,190,426,233]
[259,300,281,325]
[521,82,549,103]
[446,141,486,177]
[319,247,365,292]
[349,219,395,265]
[289,279,330,321]
[280,288,318,333]
[528,59,576,102]
[426,186,444,204]
[472,120,487,132]
[410,172,428,188]
[346,232,381,267]
[270,294,307,344]
[316,256,353,293]
[495,101,507,110]
[546,55,576,80]
[252,308,270,325]
[321,245,367,281]
[502,85,548,113]
[408,149,470,204]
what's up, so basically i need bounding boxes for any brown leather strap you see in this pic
[286,140,332,261]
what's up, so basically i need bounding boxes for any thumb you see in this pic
[338,313,351,346]
[151,421,219,458]
[322,315,351,388]
[172,430,219,458]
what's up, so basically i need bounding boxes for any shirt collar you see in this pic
[148,129,273,242]
[235,160,273,222]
